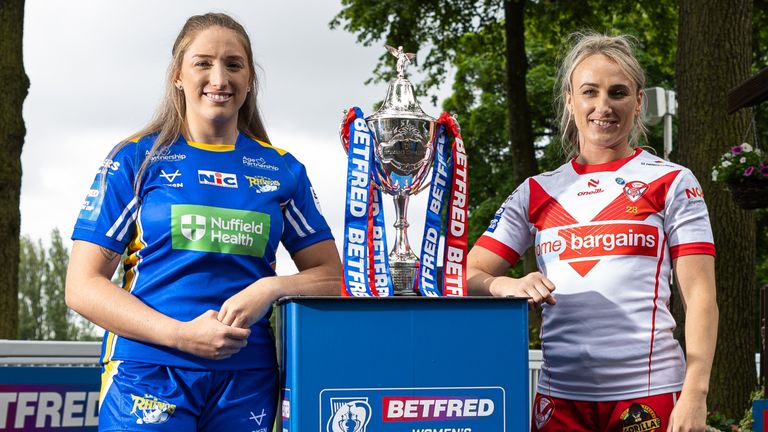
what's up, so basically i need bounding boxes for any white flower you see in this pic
[740,157,747,163]
[742,143,753,152]
[711,170,718,181]
[722,160,732,168]
[756,148,763,156]
[724,152,733,159]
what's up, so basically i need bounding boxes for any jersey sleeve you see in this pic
[71,142,139,253]
[474,179,534,265]
[280,154,334,255]
[664,169,716,259]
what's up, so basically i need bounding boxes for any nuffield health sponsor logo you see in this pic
[171,205,270,257]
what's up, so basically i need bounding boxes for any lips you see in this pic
[204,92,233,103]
[590,119,618,129]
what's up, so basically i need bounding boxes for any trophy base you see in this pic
[391,261,419,296]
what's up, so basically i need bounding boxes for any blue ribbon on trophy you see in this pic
[340,108,393,296]
[418,124,452,297]
[340,46,468,297]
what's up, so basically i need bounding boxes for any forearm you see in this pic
[66,274,181,349]
[680,292,718,398]
[467,267,497,296]
[264,262,341,299]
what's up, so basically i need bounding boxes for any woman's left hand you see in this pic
[217,240,341,329]
[667,392,707,432]
[217,278,279,328]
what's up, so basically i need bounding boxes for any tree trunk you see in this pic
[504,0,537,187]
[0,0,28,339]
[504,0,538,276]
[676,0,756,417]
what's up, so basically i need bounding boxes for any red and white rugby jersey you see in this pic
[477,148,715,401]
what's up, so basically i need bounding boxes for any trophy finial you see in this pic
[385,45,416,79]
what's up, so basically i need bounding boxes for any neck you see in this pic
[576,144,635,165]
[184,119,238,144]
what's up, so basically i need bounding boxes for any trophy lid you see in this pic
[366,45,435,122]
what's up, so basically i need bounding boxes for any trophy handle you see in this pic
[339,109,350,154]
[414,179,431,194]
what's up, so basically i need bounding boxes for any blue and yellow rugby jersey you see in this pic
[73,132,334,370]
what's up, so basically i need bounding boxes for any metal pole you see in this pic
[663,113,673,160]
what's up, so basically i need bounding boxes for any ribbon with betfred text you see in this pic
[341,107,394,296]
[418,113,468,296]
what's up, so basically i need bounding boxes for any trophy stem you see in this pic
[390,194,419,295]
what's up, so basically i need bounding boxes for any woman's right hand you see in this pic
[174,310,251,360]
[488,272,557,308]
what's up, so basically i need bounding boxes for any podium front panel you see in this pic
[279,297,529,431]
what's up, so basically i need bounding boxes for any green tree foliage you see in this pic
[18,229,98,341]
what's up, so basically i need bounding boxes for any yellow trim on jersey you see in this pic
[101,331,116,364]
[123,219,145,293]
[255,139,287,156]
[99,360,122,408]
[102,220,145,364]
[187,141,235,152]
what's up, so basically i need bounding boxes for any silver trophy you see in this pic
[342,46,438,295]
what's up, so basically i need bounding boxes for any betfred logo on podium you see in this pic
[320,387,505,431]
[383,397,495,422]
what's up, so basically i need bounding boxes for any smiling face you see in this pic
[175,26,251,140]
[566,54,642,159]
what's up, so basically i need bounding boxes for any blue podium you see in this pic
[279,296,529,431]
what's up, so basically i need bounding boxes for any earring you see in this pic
[177,85,183,91]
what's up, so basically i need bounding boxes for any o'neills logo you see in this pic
[535,223,659,276]
[577,178,604,196]
[383,397,494,422]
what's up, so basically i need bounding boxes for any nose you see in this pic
[594,93,612,116]
[209,63,228,89]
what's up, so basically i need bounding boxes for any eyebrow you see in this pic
[578,82,632,90]
[190,53,246,62]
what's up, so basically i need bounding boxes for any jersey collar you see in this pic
[184,133,240,152]
[571,147,642,174]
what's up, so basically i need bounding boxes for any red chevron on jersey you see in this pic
[529,179,578,230]
[593,171,680,222]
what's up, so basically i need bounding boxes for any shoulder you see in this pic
[630,150,701,189]
[632,149,688,172]
[240,135,303,166]
[239,134,289,156]
[529,161,571,189]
